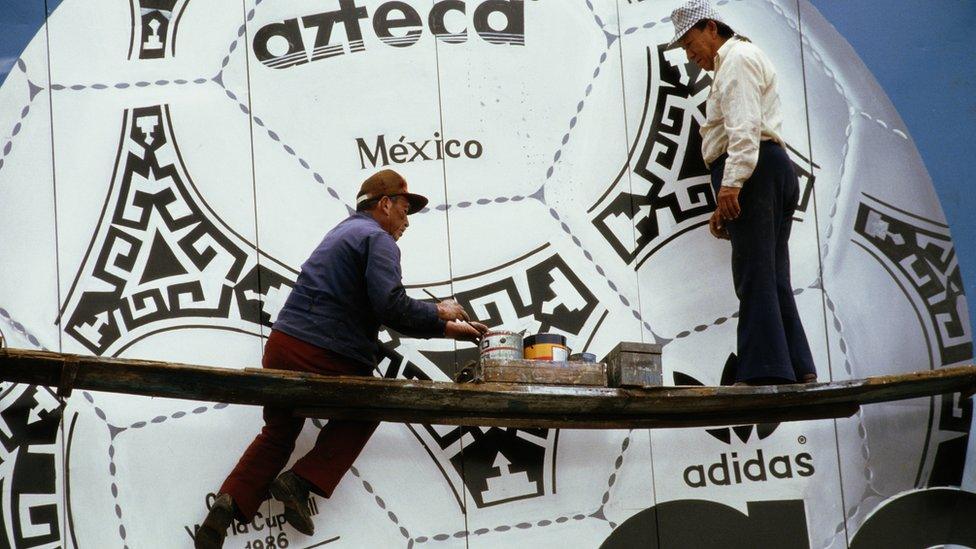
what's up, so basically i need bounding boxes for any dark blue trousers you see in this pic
[710,142,817,383]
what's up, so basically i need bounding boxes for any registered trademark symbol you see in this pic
[798,435,807,445]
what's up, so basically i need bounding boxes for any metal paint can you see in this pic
[523,333,570,362]
[569,352,596,363]
[480,331,524,361]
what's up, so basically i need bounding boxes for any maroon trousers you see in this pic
[220,330,379,520]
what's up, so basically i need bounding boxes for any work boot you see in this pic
[194,493,235,549]
[270,470,315,535]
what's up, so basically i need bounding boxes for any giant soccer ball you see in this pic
[0,0,970,547]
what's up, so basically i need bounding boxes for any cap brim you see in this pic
[668,23,693,49]
[404,193,429,215]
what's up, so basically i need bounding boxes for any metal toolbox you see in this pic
[602,342,663,388]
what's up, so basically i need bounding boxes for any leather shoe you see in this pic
[270,470,315,535]
[195,493,235,549]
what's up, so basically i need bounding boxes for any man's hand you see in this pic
[436,299,470,322]
[445,320,488,342]
[716,185,741,221]
[708,209,730,240]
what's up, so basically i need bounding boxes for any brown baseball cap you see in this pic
[356,169,429,215]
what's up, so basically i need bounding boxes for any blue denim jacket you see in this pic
[273,213,445,367]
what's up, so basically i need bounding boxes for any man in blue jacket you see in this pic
[195,169,487,548]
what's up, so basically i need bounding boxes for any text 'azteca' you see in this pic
[254,0,526,70]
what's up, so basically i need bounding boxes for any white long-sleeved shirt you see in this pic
[701,36,785,188]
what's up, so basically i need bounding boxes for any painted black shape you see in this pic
[0,387,63,547]
[927,394,973,486]
[755,422,778,440]
[417,253,600,377]
[854,198,973,366]
[720,352,737,386]
[234,265,294,328]
[374,343,554,509]
[706,426,731,444]
[732,425,753,444]
[672,369,781,443]
[453,254,598,335]
[139,10,170,60]
[129,106,165,150]
[600,499,809,549]
[141,0,178,8]
[850,488,976,548]
[453,427,546,508]
[63,106,262,353]
[927,435,968,487]
[140,231,188,283]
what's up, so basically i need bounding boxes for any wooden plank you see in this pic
[0,348,974,430]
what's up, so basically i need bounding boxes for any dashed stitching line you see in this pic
[820,116,853,262]
[353,455,598,544]
[210,1,344,207]
[583,0,608,31]
[413,511,593,544]
[80,394,233,546]
[544,43,615,182]
[545,204,668,344]
[349,465,412,541]
[669,286,812,340]
[213,82,344,203]
[417,194,528,215]
[124,402,230,430]
[856,110,908,140]
[821,289,885,543]
[211,0,345,204]
[0,60,42,177]
[0,306,48,350]
[591,430,633,529]
[215,1,262,74]
[81,391,132,549]
[49,78,210,91]
[758,0,855,266]
[758,0,906,266]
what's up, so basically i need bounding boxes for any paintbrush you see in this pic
[422,289,480,326]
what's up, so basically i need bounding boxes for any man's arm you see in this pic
[364,232,447,338]
[719,49,765,189]
[715,48,765,221]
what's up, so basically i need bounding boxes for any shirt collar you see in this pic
[713,36,739,73]
[354,211,378,224]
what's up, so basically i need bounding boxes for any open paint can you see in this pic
[523,333,570,362]
[480,331,524,361]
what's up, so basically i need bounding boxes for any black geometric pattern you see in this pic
[380,245,606,509]
[853,193,972,367]
[130,0,191,60]
[0,385,63,549]
[59,105,295,357]
[852,193,973,488]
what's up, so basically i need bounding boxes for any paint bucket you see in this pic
[569,352,596,363]
[523,333,570,362]
[480,331,524,361]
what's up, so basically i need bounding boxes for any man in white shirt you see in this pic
[669,0,817,385]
